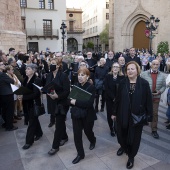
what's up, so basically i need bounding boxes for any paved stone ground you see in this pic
[1,72,170,170]
[0,97,170,170]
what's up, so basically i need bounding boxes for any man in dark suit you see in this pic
[125,47,141,66]
[86,52,97,73]
[105,51,117,71]
[0,59,18,131]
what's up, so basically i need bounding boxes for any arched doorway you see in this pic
[67,38,78,52]
[133,21,149,50]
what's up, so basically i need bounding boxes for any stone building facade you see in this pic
[0,0,26,53]
[66,8,84,52]
[111,0,170,53]
[20,0,66,52]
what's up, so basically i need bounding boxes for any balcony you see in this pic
[67,28,85,34]
[26,28,59,40]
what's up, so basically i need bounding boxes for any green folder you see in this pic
[68,85,92,101]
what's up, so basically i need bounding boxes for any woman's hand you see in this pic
[47,91,58,100]
[111,115,116,120]
[70,99,76,105]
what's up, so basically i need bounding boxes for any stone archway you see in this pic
[67,38,78,52]
[121,2,151,49]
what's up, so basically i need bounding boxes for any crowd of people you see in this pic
[0,47,170,169]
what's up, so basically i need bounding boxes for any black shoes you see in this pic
[34,135,42,141]
[166,124,170,130]
[89,142,96,150]
[22,144,32,150]
[111,130,116,137]
[60,138,68,146]
[6,126,18,131]
[126,158,134,169]
[48,122,55,127]
[72,155,84,164]
[117,147,124,156]
[48,148,59,155]
[14,115,22,120]
[152,131,159,139]
[164,120,170,124]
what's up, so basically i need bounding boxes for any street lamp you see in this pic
[96,34,99,52]
[145,15,160,53]
[60,22,67,52]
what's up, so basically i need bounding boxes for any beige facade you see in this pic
[66,8,84,52]
[0,0,26,53]
[82,0,109,52]
[21,0,66,52]
[111,0,170,53]
[109,0,114,51]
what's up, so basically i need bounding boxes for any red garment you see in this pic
[151,73,158,92]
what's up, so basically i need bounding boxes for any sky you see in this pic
[66,0,82,8]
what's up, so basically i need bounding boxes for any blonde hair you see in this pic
[109,62,124,76]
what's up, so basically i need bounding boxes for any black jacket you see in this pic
[71,82,97,122]
[22,74,42,114]
[125,56,141,66]
[104,74,125,100]
[46,71,70,115]
[113,77,153,127]
[105,58,117,71]
[94,65,109,80]
[0,72,14,95]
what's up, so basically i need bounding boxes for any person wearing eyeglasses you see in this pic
[104,62,124,137]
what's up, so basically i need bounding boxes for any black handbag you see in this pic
[70,106,87,119]
[34,103,46,117]
[131,113,146,127]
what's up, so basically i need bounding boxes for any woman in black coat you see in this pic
[70,68,97,164]
[47,58,70,155]
[104,62,124,137]
[21,64,43,149]
[112,61,153,169]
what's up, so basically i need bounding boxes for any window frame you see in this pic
[48,0,54,10]
[20,0,27,8]
[39,0,45,9]
[43,19,52,36]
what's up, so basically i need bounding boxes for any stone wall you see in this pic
[113,0,170,53]
[0,0,26,53]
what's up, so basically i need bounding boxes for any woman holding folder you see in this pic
[69,68,97,164]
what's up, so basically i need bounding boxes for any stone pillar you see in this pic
[0,0,26,53]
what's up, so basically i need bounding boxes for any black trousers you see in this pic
[106,99,114,131]
[52,114,68,149]
[0,94,14,129]
[95,90,105,109]
[117,123,143,158]
[72,118,96,157]
[26,108,43,144]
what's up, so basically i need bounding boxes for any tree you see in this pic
[157,41,169,55]
[99,24,109,45]
[87,41,94,49]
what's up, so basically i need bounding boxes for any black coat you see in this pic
[125,56,141,66]
[105,58,117,71]
[113,77,153,126]
[72,82,97,122]
[0,72,14,95]
[22,74,42,113]
[46,71,70,115]
[104,74,125,100]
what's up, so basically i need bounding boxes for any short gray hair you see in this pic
[26,63,37,71]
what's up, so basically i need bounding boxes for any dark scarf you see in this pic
[120,76,142,128]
